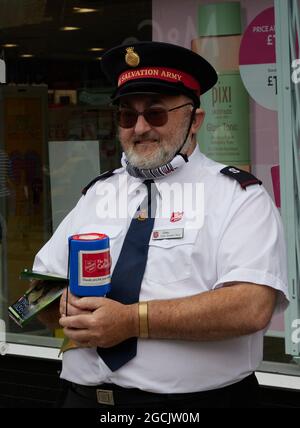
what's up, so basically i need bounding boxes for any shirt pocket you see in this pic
[144,228,199,284]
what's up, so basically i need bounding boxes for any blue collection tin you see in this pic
[68,233,111,297]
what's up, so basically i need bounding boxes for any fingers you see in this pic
[59,288,106,317]
[59,314,97,347]
[59,300,129,349]
[59,313,93,329]
[75,296,106,311]
[59,289,91,317]
[61,288,81,307]
[62,327,91,348]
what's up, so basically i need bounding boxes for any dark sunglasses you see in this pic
[116,102,193,128]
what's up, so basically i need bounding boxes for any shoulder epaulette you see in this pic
[220,166,262,190]
[82,169,115,195]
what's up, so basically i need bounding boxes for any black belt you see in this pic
[69,373,257,406]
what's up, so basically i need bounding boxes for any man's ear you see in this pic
[191,108,205,134]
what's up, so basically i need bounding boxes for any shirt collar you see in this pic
[155,145,204,191]
[120,145,204,197]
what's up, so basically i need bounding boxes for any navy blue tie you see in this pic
[97,180,157,371]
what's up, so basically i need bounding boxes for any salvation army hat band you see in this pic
[118,67,201,95]
[113,66,201,106]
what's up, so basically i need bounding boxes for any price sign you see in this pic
[239,7,277,111]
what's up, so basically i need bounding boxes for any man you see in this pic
[34,42,288,408]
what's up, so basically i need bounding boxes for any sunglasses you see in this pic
[116,102,193,128]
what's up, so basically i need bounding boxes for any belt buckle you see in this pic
[96,389,114,405]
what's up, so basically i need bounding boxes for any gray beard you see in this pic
[122,127,192,169]
[121,151,189,179]
[124,142,179,169]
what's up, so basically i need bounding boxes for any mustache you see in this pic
[132,132,160,143]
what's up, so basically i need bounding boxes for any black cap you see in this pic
[101,41,218,107]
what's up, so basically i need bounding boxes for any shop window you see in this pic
[0,0,152,350]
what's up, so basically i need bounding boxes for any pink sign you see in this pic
[239,7,276,65]
[239,7,277,111]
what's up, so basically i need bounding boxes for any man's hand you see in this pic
[37,287,89,330]
[37,299,61,330]
[59,295,138,349]
[34,279,61,329]
[59,288,91,317]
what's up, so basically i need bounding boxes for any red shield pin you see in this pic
[170,212,184,222]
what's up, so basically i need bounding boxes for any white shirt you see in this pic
[33,146,288,393]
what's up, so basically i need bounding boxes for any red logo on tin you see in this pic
[170,212,184,222]
[153,231,159,239]
[82,251,110,278]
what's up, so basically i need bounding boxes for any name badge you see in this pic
[152,228,184,240]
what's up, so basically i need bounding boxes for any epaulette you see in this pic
[82,169,115,195]
[220,166,262,190]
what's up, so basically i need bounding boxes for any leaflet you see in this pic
[8,269,68,327]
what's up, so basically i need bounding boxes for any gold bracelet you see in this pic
[138,301,149,338]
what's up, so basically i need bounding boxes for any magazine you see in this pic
[8,269,68,327]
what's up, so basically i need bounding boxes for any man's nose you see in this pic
[134,113,152,134]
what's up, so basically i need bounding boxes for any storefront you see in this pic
[0,0,299,407]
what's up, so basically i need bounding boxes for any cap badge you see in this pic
[125,47,140,67]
